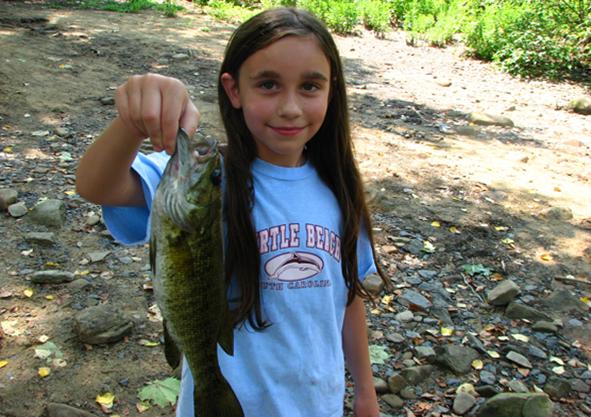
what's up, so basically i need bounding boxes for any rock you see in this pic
[436,79,452,87]
[476,393,538,417]
[172,53,190,60]
[387,374,407,394]
[362,274,384,296]
[373,377,389,394]
[567,96,591,115]
[414,345,436,361]
[395,310,414,322]
[487,280,520,306]
[506,351,532,368]
[531,320,558,333]
[386,332,405,343]
[100,96,115,105]
[455,125,480,137]
[88,251,110,263]
[453,392,476,415]
[399,290,432,311]
[29,199,66,228]
[541,289,588,314]
[476,385,499,398]
[73,304,133,344]
[400,365,434,385]
[522,394,554,417]
[68,278,91,292]
[399,386,416,399]
[8,202,28,218]
[570,378,590,393]
[468,112,514,127]
[541,207,573,221]
[24,232,56,246]
[86,213,101,226]
[47,403,100,417]
[543,376,571,399]
[0,189,18,210]
[505,302,551,321]
[434,345,479,374]
[508,379,528,393]
[480,370,496,385]
[54,127,70,137]
[31,270,75,284]
[527,345,548,360]
[382,394,404,409]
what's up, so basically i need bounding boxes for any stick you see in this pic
[555,276,591,286]
[461,273,485,303]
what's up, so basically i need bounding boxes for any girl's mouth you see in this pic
[270,126,304,136]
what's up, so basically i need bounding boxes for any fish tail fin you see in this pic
[194,376,243,417]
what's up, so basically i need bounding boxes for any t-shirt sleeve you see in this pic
[101,151,169,245]
[357,226,377,281]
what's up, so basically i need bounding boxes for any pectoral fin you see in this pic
[163,320,181,369]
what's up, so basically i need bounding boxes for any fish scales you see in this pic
[150,129,243,417]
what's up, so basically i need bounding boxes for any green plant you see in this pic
[359,0,391,34]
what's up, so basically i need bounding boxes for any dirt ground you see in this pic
[0,2,590,416]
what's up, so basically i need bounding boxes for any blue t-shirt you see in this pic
[103,152,376,417]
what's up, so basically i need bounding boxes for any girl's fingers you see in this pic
[180,100,201,139]
[160,81,185,154]
[140,78,164,152]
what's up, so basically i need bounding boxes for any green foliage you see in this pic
[206,0,257,22]
[359,0,391,34]
[53,0,184,15]
[138,377,180,408]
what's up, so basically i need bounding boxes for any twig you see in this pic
[555,276,591,286]
[461,273,485,303]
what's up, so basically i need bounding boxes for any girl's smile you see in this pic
[221,35,331,167]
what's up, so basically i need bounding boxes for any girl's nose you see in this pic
[277,91,303,118]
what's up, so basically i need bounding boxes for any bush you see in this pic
[359,0,391,34]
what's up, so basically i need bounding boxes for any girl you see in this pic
[77,7,385,417]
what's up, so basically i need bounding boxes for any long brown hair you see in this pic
[218,7,385,329]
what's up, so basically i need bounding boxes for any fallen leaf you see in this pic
[487,350,500,359]
[0,360,8,368]
[462,264,492,277]
[136,402,151,413]
[472,359,484,370]
[440,327,454,336]
[431,221,441,228]
[96,392,116,409]
[138,378,180,408]
[23,288,34,298]
[38,367,51,377]
[45,295,54,301]
[139,339,160,347]
[512,334,529,343]
[368,345,390,365]
[34,341,63,361]
[448,226,460,234]
[422,241,435,253]
[552,366,565,375]
[494,225,509,232]
[38,335,49,343]
[550,356,564,365]
[45,261,59,268]
[489,272,504,281]
[540,253,553,262]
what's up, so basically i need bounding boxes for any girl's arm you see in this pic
[342,295,380,417]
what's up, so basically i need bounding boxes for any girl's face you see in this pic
[221,35,331,167]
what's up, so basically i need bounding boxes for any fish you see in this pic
[149,129,243,417]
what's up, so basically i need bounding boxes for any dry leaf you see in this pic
[512,334,529,343]
[96,392,115,410]
[0,360,8,368]
[552,366,565,375]
[441,327,454,336]
[540,253,553,262]
[487,350,500,359]
[431,221,441,228]
[139,339,160,347]
[550,356,564,365]
[23,288,34,298]
[38,367,51,378]
[472,359,484,370]
[449,226,460,234]
[45,295,54,301]
[38,335,49,343]
[136,402,151,413]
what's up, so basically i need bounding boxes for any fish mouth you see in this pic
[264,251,324,281]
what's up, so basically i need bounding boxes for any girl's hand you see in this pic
[353,388,380,417]
[115,73,200,154]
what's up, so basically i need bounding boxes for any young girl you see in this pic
[77,7,385,417]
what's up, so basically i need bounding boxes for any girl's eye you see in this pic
[302,82,319,92]
[259,81,277,90]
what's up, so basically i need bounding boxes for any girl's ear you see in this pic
[220,73,242,109]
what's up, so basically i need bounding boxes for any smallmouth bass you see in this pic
[150,129,243,417]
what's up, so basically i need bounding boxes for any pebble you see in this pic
[395,310,414,322]
[47,403,99,417]
[381,394,404,409]
[24,232,56,246]
[506,351,532,368]
[73,304,133,344]
[480,370,496,385]
[468,112,514,127]
[543,376,571,399]
[100,96,115,105]
[0,188,18,210]
[527,345,548,359]
[399,290,432,311]
[30,199,66,228]
[373,377,389,394]
[8,201,28,217]
[508,379,529,393]
[453,392,476,415]
[532,321,558,333]
[487,280,521,306]
[386,332,405,343]
[362,273,384,296]
[399,386,416,399]
[30,270,75,284]
[414,345,435,361]
[387,374,407,394]
[88,251,110,263]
